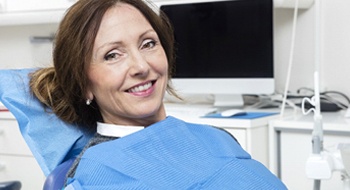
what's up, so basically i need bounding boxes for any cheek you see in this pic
[150,51,168,76]
[157,61,168,76]
[87,66,124,94]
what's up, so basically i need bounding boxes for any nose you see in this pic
[128,50,150,77]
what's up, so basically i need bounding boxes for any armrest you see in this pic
[43,158,75,190]
[0,181,21,190]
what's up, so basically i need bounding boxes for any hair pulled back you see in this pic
[30,0,175,131]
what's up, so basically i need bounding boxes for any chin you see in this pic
[136,104,165,119]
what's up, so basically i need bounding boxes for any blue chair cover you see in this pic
[0,69,93,176]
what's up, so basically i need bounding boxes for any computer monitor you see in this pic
[157,0,274,107]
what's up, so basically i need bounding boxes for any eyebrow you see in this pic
[95,29,157,53]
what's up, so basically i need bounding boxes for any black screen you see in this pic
[160,0,273,78]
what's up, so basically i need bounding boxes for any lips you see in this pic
[127,81,155,93]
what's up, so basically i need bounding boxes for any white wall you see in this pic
[0,1,350,98]
[322,0,350,97]
[274,6,316,94]
[274,0,350,98]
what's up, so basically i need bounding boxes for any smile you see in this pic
[127,81,155,93]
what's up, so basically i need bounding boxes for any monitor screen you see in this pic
[159,0,274,107]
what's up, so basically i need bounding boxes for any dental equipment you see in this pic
[302,72,350,190]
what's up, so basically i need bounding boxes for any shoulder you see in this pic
[176,118,249,158]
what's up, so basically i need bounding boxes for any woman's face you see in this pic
[86,3,168,126]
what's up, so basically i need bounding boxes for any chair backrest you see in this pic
[43,158,75,190]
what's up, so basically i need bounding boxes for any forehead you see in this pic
[94,3,153,44]
[100,3,150,30]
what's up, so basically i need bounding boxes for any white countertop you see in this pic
[165,103,280,128]
[270,110,350,132]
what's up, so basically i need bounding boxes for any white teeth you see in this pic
[129,82,152,93]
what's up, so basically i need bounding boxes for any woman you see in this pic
[30,0,286,189]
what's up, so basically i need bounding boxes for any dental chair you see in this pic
[0,160,72,190]
[0,69,93,190]
[42,158,75,190]
[0,159,74,190]
[0,181,21,190]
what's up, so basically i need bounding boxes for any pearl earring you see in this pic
[86,99,92,105]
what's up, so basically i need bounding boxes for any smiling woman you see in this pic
[86,4,168,126]
[28,0,287,189]
[30,0,177,131]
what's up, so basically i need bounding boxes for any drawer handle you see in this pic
[30,35,55,43]
[0,129,3,135]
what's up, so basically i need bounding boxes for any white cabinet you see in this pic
[3,0,76,12]
[269,112,350,190]
[0,0,76,26]
[0,112,45,190]
[223,126,269,167]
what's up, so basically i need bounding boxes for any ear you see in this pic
[85,87,94,101]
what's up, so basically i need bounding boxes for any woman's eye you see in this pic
[141,39,156,49]
[104,52,119,61]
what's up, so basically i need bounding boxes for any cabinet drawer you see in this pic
[0,155,45,190]
[222,128,247,150]
[224,127,268,167]
[0,119,32,155]
[4,0,76,12]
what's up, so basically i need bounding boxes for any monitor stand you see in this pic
[214,94,244,108]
